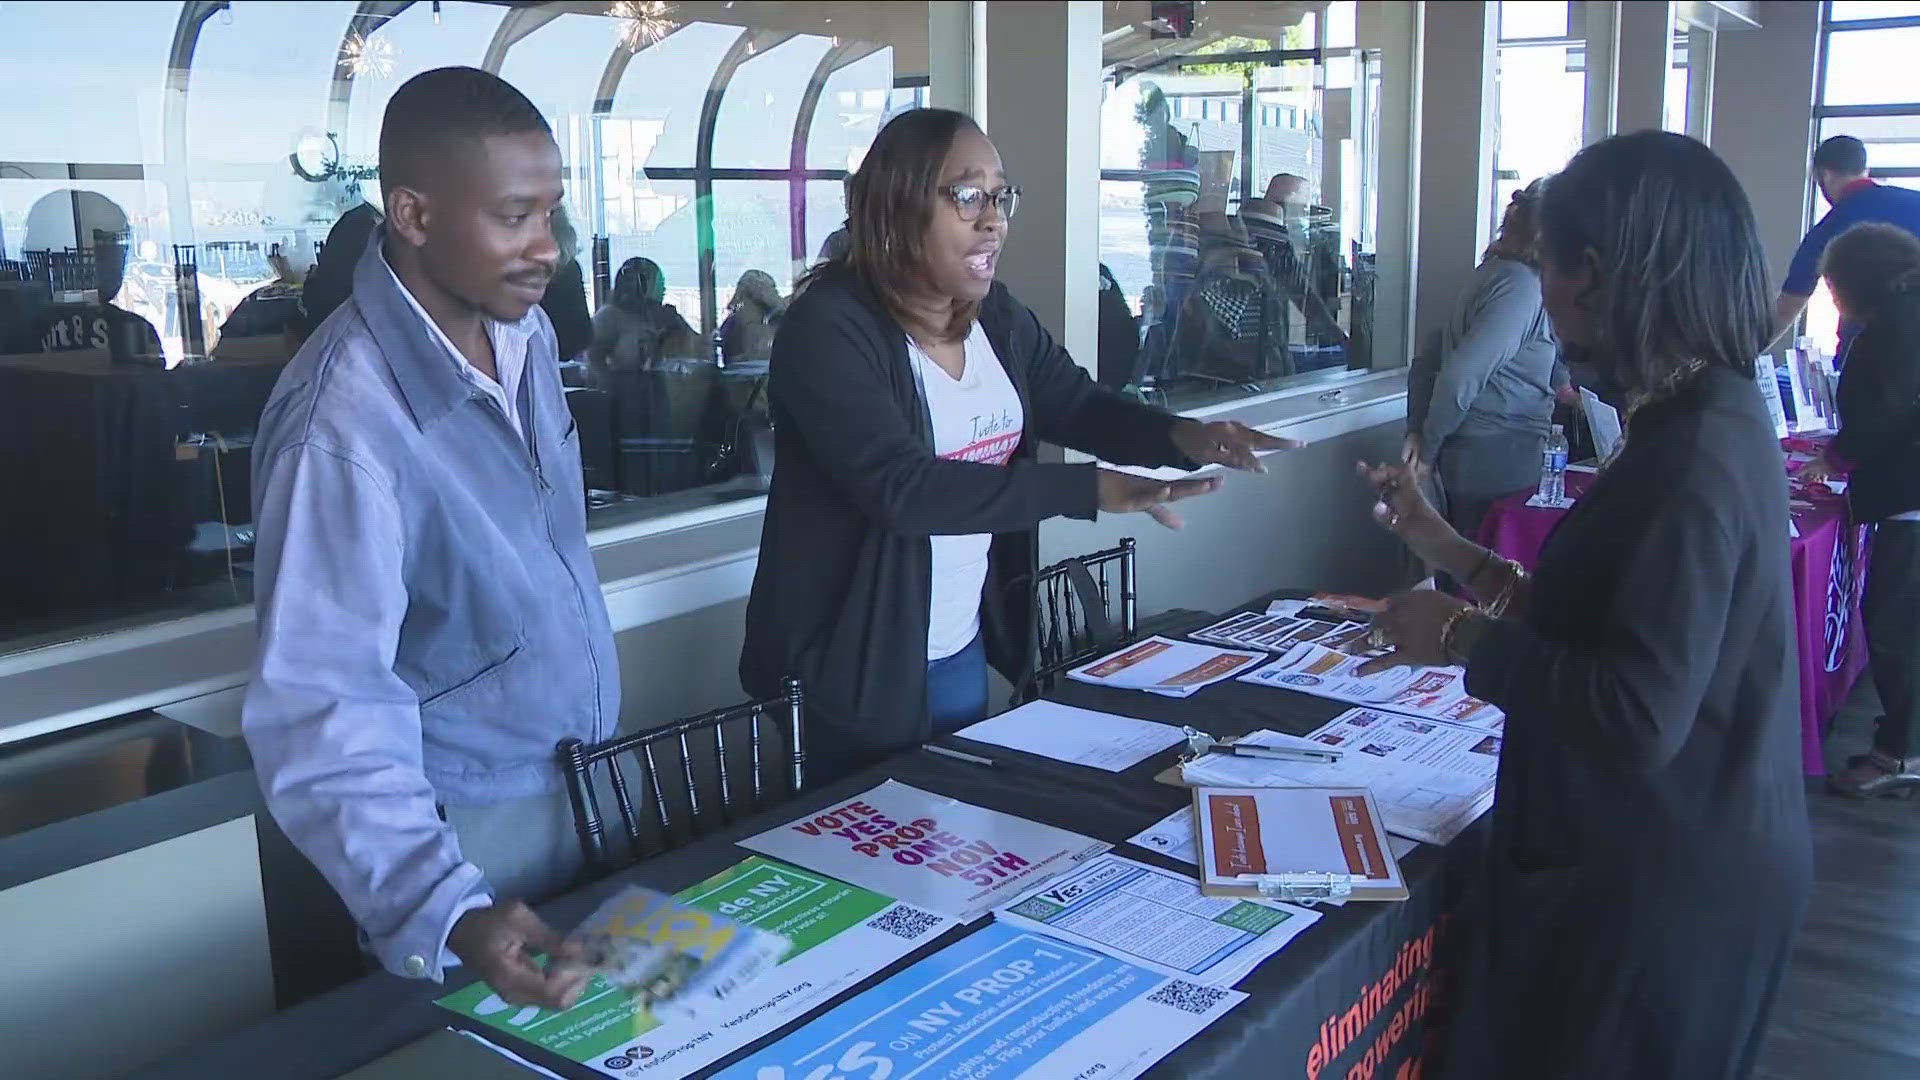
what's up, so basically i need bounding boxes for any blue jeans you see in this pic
[927,634,989,737]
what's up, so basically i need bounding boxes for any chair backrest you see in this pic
[557,678,805,877]
[1025,538,1139,701]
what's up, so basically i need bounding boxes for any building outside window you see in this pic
[1096,1,1398,411]
[0,0,931,655]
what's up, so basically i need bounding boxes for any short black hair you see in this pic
[378,67,551,193]
[1822,221,1920,317]
[1537,130,1772,393]
[1813,135,1868,176]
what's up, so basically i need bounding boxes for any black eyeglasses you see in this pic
[943,184,1021,222]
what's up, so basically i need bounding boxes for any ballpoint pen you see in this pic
[1216,743,1344,764]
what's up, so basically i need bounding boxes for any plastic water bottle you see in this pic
[1537,424,1569,505]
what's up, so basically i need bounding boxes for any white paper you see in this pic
[954,701,1186,772]
[996,853,1321,987]
[1389,835,1420,860]
[1754,356,1790,439]
[1238,641,1505,729]
[1193,787,1406,896]
[1179,712,1500,845]
[1190,610,1373,654]
[1580,387,1624,461]
[1130,807,1201,866]
[1068,636,1269,699]
[737,780,1111,922]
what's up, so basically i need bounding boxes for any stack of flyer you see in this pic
[1189,609,1373,654]
[1178,710,1500,845]
[1067,636,1268,698]
[1238,639,1504,730]
[710,920,1246,1080]
[437,857,958,1078]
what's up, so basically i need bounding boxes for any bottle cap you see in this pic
[1550,424,1564,434]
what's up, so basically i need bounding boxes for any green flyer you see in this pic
[437,856,955,1078]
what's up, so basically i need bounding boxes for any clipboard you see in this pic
[1191,786,1409,902]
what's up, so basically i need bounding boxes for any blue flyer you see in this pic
[713,921,1245,1080]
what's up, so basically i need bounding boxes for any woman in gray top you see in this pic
[1406,180,1563,543]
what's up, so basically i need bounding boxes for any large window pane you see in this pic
[1500,1,1570,40]
[1830,2,1920,20]
[807,49,898,171]
[1098,0,1397,410]
[714,36,835,169]
[1492,39,1585,236]
[1817,114,1920,168]
[1824,27,1920,106]
[0,0,939,655]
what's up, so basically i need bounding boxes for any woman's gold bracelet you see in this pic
[1439,606,1479,665]
[1483,557,1526,619]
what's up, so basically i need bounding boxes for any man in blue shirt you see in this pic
[243,68,618,1011]
[1775,135,1920,357]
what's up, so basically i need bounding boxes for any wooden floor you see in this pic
[1757,680,1920,1079]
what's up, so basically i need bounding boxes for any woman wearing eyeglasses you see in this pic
[742,108,1295,781]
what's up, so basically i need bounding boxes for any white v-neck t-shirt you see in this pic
[909,324,1025,661]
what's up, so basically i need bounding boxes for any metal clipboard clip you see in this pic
[1180,726,1220,763]
[1233,871,1365,902]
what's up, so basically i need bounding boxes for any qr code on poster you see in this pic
[865,904,944,941]
[1147,979,1230,1015]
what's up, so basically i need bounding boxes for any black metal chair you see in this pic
[1022,538,1139,701]
[557,677,805,876]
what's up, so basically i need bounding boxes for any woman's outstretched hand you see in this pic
[1353,589,1473,675]
[1097,470,1221,530]
[1356,457,1452,556]
[1172,419,1305,473]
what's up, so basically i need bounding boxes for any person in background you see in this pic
[719,268,784,364]
[26,191,162,362]
[244,68,618,1012]
[741,108,1299,782]
[587,256,702,384]
[816,174,853,265]
[301,201,383,336]
[1797,223,1920,797]
[538,205,593,362]
[1360,131,1810,1077]
[1405,179,1561,547]
[1773,135,1920,357]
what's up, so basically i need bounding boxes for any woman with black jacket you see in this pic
[741,108,1294,781]
[1800,222,1920,797]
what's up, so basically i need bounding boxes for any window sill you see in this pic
[0,371,1409,748]
[1078,368,1409,476]
[0,497,769,749]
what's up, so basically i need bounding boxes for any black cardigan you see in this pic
[740,267,1192,759]
[1833,279,1920,522]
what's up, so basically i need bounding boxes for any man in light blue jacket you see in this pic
[243,68,618,1011]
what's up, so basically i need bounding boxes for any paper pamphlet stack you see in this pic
[1175,712,1499,845]
[1192,786,1408,901]
[1189,609,1372,654]
[1067,635,1268,698]
[738,780,1111,922]
[1238,640,1504,729]
[995,852,1321,987]
[437,857,957,1079]
[709,921,1245,1080]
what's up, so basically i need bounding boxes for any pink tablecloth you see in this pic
[1479,465,1869,775]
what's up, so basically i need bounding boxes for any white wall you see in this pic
[1710,1,1819,286]
[1412,1,1496,347]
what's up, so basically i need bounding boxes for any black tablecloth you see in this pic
[134,602,1488,1080]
